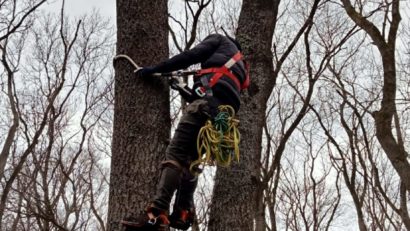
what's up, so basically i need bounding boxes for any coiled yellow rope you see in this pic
[190,105,240,173]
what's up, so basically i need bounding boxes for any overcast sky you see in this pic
[44,0,116,19]
[43,0,185,26]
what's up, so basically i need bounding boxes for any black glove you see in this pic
[168,77,180,90]
[135,67,155,78]
[168,78,195,103]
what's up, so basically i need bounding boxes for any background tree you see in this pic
[208,1,335,230]
[340,0,410,192]
[206,1,279,230]
[0,1,114,229]
[0,0,46,189]
[107,0,170,230]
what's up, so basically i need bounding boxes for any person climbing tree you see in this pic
[121,33,249,231]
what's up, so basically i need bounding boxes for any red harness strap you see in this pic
[242,60,250,89]
[196,51,249,91]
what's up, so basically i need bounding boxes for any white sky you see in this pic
[44,0,116,19]
[43,0,184,27]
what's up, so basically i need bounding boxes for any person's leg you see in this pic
[167,97,220,230]
[175,171,197,210]
[169,171,198,230]
[151,160,182,211]
[122,98,218,230]
[152,99,211,210]
[121,112,201,230]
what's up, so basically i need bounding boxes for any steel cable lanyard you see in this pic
[113,54,195,99]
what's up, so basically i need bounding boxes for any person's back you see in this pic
[139,33,247,111]
[195,34,246,111]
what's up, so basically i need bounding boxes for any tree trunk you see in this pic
[374,52,410,192]
[341,0,410,192]
[208,1,279,230]
[107,1,169,230]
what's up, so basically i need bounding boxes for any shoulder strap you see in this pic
[224,51,243,69]
[196,51,250,90]
[225,51,250,90]
[241,59,250,90]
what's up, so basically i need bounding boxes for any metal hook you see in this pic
[113,54,142,73]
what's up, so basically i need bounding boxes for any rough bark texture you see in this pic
[107,1,169,230]
[208,1,279,230]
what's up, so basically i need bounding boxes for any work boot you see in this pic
[121,205,170,231]
[169,207,194,230]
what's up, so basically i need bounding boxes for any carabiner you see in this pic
[194,87,206,97]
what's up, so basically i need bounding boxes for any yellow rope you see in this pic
[190,105,240,173]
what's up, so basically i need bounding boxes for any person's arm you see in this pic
[150,34,222,73]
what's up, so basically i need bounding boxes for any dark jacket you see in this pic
[150,34,246,111]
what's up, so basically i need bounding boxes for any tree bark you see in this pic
[208,1,279,230]
[107,1,170,230]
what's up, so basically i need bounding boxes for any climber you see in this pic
[121,33,249,231]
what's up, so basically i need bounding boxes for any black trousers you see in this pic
[152,97,219,211]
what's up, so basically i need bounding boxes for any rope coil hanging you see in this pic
[190,105,240,172]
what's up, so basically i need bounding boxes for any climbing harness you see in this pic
[190,105,240,173]
[194,51,250,97]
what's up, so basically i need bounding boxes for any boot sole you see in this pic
[121,220,168,231]
[170,221,191,230]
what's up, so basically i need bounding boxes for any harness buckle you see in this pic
[195,87,206,97]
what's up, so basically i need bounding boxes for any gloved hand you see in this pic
[168,78,195,103]
[168,77,180,90]
[135,67,155,78]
